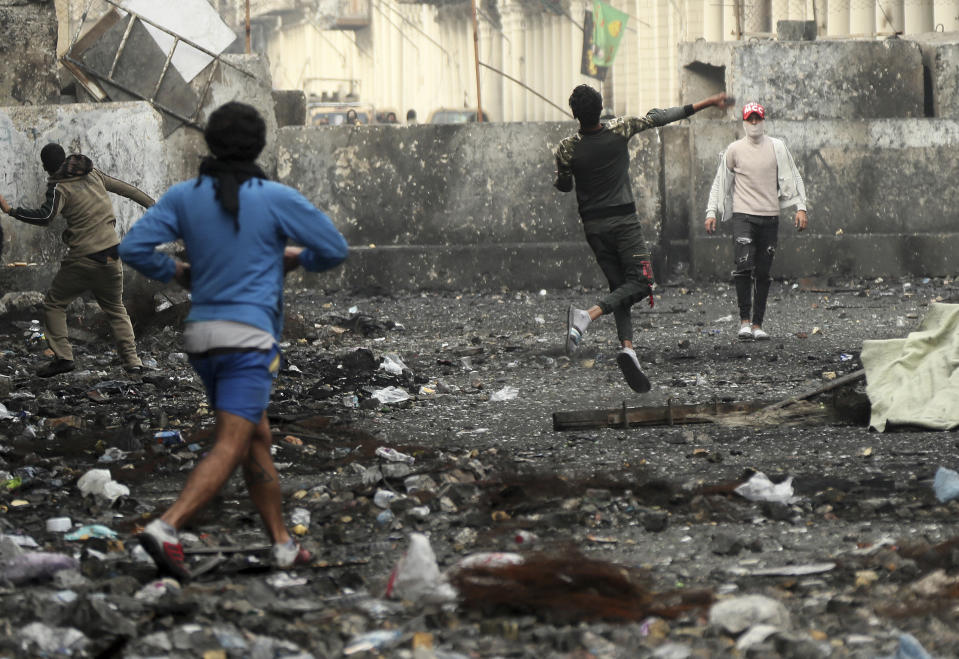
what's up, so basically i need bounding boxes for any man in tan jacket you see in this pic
[0,143,154,377]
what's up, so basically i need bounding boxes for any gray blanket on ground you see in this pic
[861,303,959,431]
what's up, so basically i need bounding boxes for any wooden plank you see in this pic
[553,400,770,431]
[757,369,865,413]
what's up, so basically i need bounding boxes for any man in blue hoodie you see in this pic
[119,102,349,580]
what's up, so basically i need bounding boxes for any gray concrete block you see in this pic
[777,20,816,41]
[906,35,959,118]
[0,102,173,263]
[295,243,605,292]
[682,39,924,121]
[731,40,923,120]
[276,122,666,249]
[0,0,59,106]
[273,90,307,127]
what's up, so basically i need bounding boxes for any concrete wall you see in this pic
[278,122,670,290]
[0,103,174,264]
[0,0,59,107]
[681,39,925,121]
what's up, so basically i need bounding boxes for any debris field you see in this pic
[1,276,959,658]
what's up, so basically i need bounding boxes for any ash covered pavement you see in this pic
[1,277,959,657]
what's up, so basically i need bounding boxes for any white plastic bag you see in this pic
[77,469,130,503]
[734,472,798,504]
[385,533,456,604]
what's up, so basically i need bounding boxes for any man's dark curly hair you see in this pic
[569,84,603,127]
[204,101,266,162]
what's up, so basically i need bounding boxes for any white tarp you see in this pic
[121,0,236,83]
[861,303,959,431]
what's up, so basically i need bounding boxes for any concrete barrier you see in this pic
[0,0,58,107]
[681,39,925,121]
[278,121,670,290]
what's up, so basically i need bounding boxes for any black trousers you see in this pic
[732,213,779,326]
[584,214,653,343]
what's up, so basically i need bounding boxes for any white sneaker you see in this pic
[752,327,770,341]
[565,306,591,355]
[737,324,753,341]
[272,539,313,568]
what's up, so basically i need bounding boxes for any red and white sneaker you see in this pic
[272,539,313,568]
[138,519,191,581]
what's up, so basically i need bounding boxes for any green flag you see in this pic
[591,1,628,67]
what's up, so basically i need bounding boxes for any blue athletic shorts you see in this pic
[188,345,281,423]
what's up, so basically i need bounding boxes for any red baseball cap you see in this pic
[742,102,765,120]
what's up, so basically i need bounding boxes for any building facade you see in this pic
[55,1,959,122]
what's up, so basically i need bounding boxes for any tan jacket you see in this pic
[10,154,154,257]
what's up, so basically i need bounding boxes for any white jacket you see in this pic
[705,136,807,222]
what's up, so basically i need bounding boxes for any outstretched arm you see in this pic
[625,92,732,136]
[0,184,65,226]
[100,171,155,209]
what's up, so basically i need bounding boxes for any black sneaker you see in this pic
[37,358,75,378]
[138,519,191,581]
[616,348,651,393]
[123,364,144,375]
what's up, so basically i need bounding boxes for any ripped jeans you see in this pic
[732,213,779,327]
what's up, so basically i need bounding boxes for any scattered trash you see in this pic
[840,353,853,361]
[290,508,311,528]
[2,551,79,585]
[154,430,185,447]
[45,518,72,533]
[374,490,404,509]
[708,594,791,634]
[376,447,415,465]
[385,533,457,604]
[750,563,836,577]
[878,634,933,659]
[266,572,309,589]
[371,386,411,404]
[714,314,734,322]
[134,578,181,603]
[76,469,130,503]
[489,386,519,402]
[65,525,118,541]
[455,552,524,570]
[933,466,959,503]
[344,629,404,656]
[734,472,798,504]
[379,353,410,376]
[98,447,129,463]
[20,622,88,655]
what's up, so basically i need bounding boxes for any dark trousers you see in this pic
[584,214,653,343]
[732,213,779,326]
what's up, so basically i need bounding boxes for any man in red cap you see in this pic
[704,101,807,341]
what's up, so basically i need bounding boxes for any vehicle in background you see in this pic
[309,103,374,126]
[427,108,490,124]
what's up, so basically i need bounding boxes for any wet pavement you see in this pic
[1,276,958,657]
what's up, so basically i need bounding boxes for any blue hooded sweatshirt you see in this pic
[119,176,348,339]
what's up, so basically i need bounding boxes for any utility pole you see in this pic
[469,0,484,122]
[245,0,252,54]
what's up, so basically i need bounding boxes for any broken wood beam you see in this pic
[756,369,866,414]
[553,400,770,431]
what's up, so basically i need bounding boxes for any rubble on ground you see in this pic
[1,277,958,657]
